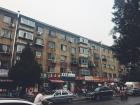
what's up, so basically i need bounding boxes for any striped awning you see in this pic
[50,79,64,83]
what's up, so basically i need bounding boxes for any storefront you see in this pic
[0,69,15,97]
[47,73,64,90]
[60,73,75,92]
[85,76,97,90]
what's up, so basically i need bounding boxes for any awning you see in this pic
[85,76,93,81]
[93,77,101,82]
[50,79,64,83]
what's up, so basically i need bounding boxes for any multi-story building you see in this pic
[0,7,120,92]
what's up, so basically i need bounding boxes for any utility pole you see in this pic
[11,11,20,67]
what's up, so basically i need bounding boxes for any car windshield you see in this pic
[94,87,100,92]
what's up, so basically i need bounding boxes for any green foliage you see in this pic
[112,0,140,81]
[9,44,42,87]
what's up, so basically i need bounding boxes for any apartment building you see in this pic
[0,7,120,91]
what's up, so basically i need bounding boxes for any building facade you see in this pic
[0,7,120,92]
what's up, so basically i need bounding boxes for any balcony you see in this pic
[88,62,96,68]
[35,42,44,47]
[102,58,107,62]
[71,58,78,65]
[48,48,56,52]
[79,64,88,68]
[71,61,78,65]
[79,53,88,57]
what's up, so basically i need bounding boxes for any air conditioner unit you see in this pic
[11,23,15,27]
[37,32,42,35]
[9,23,15,28]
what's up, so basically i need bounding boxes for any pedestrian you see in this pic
[34,87,46,105]
[120,86,128,101]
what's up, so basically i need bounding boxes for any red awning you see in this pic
[50,79,64,83]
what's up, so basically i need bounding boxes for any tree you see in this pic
[9,44,42,94]
[112,0,140,81]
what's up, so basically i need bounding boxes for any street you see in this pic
[56,97,140,105]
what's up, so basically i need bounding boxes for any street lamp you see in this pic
[11,11,20,67]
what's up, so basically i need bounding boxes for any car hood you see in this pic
[87,91,96,95]
[43,95,54,99]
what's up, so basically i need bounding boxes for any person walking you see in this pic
[34,87,46,105]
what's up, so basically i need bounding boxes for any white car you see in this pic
[43,89,75,103]
[0,98,36,105]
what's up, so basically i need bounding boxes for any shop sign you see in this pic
[76,76,85,80]
[85,76,93,81]
[47,73,60,78]
[61,73,75,77]
[0,69,8,77]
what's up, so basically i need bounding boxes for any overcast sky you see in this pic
[0,0,114,46]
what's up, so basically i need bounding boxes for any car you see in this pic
[43,89,75,103]
[127,88,140,96]
[0,98,36,105]
[86,86,113,101]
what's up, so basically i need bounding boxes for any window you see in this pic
[55,91,61,96]
[16,56,20,60]
[71,47,76,54]
[49,30,56,37]
[20,17,35,27]
[103,72,107,77]
[70,37,75,43]
[109,73,112,78]
[103,48,106,52]
[26,32,33,40]
[66,36,75,43]
[102,55,106,59]
[106,65,110,68]
[80,47,84,53]
[48,53,55,60]
[16,45,25,52]
[91,44,97,50]
[3,15,11,24]
[35,38,44,45]
[62,91,68,95]
[60,68,65,73]
[61,55,66,62]
[0,44,9,53]
[101,87,110,91]
[1,29,11,38]
[79,58,88,65]
[103,64,106,68]
[79,47,88,54]
[0,60,9,69]
[80,69,90,76]
[37,27,43,34]
[94,88,100,92]
[113,74,117,78]
[36,51,42,58]
[18,30,34,40]
[79,37,88,44]
[59,33,66,40]
[71,57,77,64]
[48,66,55,73]
[61,44,67,51]
[48,41,55,49]
[94,53,99,59]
